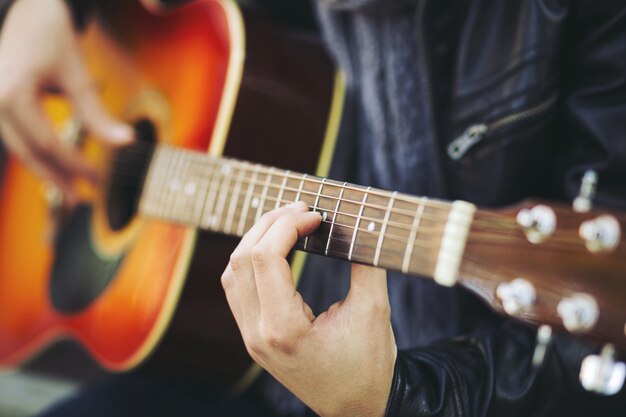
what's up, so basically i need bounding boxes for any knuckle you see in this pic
[250,244,270,269]
[220,270,234,291]
[228,250,247,274]
[259,325,295,355]
[245,337,264,360]
[369,299,391,317]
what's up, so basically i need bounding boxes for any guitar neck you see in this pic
[138,145,476,285]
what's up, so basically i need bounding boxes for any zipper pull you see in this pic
[447,124,488,160]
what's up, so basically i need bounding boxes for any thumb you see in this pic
[61,52,133,146]
[345,264,389,311]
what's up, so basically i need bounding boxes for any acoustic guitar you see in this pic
[0,0,624,390]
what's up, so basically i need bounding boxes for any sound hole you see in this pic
[106,119,156,231]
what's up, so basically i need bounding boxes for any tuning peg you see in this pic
[579,215,621,253]
[496,278,536,316]
[557,293,599,333]
[580,344,626,395]
[532,325,553,368]
[573,170,598,213]
[516,205,556,243]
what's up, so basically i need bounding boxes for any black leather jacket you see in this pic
[380,1,626,415]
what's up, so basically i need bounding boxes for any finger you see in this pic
[220,263,245,329]
[224,245,262,334]
[345,264,390,313]
[10,93,98,182]
[251,208,321,320]
[0,120,77,202]
[60,49,133,146]
[238,201,311,250]
[224,202,312,332]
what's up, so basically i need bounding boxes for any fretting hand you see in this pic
[222,201,397,417]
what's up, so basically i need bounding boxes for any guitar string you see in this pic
[107,143,455,210]
[138,159,587,248]
[151,190,587,254]
[112,146,559,230]
[142,172,582,248]
[111,147,531,234]
[106,146,593,247]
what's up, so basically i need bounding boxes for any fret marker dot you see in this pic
[169,179,181,192]
[184,182,197,195]
[251,197,260,208]
[367,222,376,232]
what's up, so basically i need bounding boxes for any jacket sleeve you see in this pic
[386,2,626,416]
[386,318,626,416]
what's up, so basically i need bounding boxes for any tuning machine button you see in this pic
[516,205,556,243]
[580,344,626,395]
[496,278,536,316]
[580,215,621,254]
[557,293,599,333]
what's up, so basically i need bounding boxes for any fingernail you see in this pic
[109,124,134,144]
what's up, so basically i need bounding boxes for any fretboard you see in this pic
[139,145,475,284]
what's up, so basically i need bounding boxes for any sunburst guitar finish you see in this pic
[0,0,340,387]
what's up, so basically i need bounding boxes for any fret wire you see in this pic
[275,170,290,210]
[168,149,184,221]
[295,173,308,203]
[237,164,260,236]
[214,161,235,231]
[308,231,440,255]
[191,152,211,223]
[205,155,450,209]
[180,151,195,222]
[217,191,448,247]
[349,186,370,261]
[151,166,456,236]
[148,148,451,220]
[151,148,168,219]
[305,178,326,251]
[255,167,275,222]
[140,145,453,214]
[325,182,346,256]
[402,197,427,273]
[202,168,452,229]
[194,154,217,227]
[224,191,462,244]
[224,161,247,234]
[142,147,167,216]
[201,158,223,230]
[373,191,397,267]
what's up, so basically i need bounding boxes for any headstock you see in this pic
[458,199,626,350]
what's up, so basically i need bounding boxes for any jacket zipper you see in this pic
[447,93,558,161]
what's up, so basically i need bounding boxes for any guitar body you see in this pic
[0,0,340,386]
